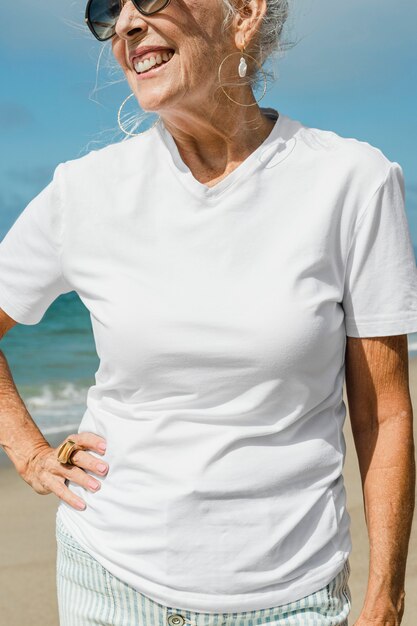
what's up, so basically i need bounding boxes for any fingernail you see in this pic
[97,463,107,472]
[76,501,86,510]
[98,443,107,451]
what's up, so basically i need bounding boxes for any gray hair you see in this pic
[220,0,290,58]
[218,0,292,90]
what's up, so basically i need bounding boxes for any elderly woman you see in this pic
[0,0,416,624]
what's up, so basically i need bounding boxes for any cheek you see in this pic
[112,40,129,72]
[180,3,227,67]
[182,38,221,81]
[188,0,223,31]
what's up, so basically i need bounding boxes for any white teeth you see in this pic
[134,51,174,74]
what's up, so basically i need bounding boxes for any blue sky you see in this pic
[1,0,416,252]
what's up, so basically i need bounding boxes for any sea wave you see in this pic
[21,381,88,432]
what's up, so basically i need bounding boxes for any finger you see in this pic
[60,432,107,456]
[67,449,109,478]
[62,463,103,493]
[51,475,87,511]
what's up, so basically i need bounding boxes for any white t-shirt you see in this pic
[1,107,417,612]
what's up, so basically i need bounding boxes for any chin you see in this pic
[133,86,177,112]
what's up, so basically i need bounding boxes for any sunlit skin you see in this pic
[111,0,276,187]
[344,335,413,626]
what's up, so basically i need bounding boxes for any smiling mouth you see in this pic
[133,50,175,75]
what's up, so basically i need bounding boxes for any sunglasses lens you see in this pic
[88,0,120,40]
[87,0,169,40]
[137,0,168,14]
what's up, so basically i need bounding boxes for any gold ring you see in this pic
[57,439,79,466]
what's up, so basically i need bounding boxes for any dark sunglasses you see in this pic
[85,0,171,41]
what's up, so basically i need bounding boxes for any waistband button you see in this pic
[167,615,186,626]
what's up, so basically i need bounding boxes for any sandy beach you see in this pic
[1,358,416,626]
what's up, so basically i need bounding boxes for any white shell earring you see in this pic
[238,46,247,78]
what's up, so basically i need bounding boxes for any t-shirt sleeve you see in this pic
[342,161,417,337]
[0,163,72,326]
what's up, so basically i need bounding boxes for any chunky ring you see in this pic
[57,439,79,466]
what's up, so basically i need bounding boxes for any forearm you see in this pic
[353,411,415,618]
[0,350,49,474]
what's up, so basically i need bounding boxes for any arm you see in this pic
[0,309,51,474]
[0,306,108,508]
[0,349,52,473]
[345,334,415,626]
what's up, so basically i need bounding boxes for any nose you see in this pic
[115,0,148,39]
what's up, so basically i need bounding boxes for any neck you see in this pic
[157,98,277,183]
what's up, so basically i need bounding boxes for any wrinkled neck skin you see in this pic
[157,92,276,184]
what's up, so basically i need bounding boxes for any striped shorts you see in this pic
[56,514,352,626]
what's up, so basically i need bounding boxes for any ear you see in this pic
[232,0,267,50]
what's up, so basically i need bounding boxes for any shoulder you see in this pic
[277,111,405,241]
[57,130,156,183]
[49,130,158,223]
[281,112,396,185]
